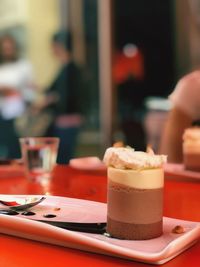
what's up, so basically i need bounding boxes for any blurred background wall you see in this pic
[26,0,60,88]
[0,0,60,88]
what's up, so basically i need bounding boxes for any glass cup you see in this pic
[182,128,200,171]
[183,141,200,171]
[107,167,164,240]
[20,137,59,183]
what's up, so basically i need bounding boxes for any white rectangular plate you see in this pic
[0,195,199,265]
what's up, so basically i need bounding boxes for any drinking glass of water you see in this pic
[20,137,59,183]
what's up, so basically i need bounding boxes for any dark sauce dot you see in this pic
[21,211,36,216]
[0,209,19,215]
[43,214,56,218]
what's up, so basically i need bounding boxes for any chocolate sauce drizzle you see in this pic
[0,209,19,215]
[43,214,57,218]
[0,209,57,219]
[21,211,36,216]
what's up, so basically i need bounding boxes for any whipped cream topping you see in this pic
[103,147,167,170]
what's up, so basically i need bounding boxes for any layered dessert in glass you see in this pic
[183,127,200,171]
[103,147,166,240]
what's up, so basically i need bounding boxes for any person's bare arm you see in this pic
[159,107,192,163]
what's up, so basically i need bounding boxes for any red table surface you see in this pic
[0,165,200,267]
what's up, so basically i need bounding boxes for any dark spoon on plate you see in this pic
[0,209,107,234]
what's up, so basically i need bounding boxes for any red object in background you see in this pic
[0,165,200,267]
[113,46,144,84]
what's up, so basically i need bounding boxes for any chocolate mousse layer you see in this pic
[184,153,200,171]
[107,180,163,239]
[107,217,162,240]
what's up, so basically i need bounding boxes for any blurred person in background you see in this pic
[0,35,35,158]
[113,43,146,150]
[159,70,200,162]
[40,30,84,164]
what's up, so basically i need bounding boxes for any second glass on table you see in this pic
[20,137,59,182]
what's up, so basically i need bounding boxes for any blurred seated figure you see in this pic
[113,44,146,151]
[0,35,35,158]
[159,70,200,162]
[42,30,84,164]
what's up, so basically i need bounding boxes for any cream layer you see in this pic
[183,127,200,141]
[108,167,164,189]
[183,143,200,154]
